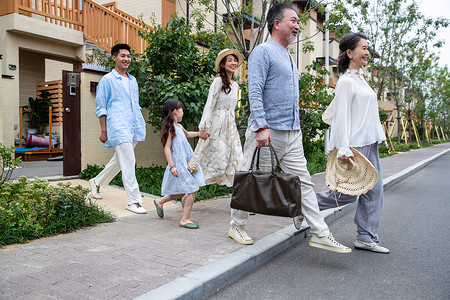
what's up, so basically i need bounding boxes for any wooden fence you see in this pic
[37,80,63,126]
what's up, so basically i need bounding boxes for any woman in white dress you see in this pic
[194,49,244,187]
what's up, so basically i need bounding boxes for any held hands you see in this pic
[199,130,210,140]
[99,130,107,143]
[170,166,178,177]
[255,129,271,148]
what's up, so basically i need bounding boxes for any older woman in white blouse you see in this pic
[316,32,389,254]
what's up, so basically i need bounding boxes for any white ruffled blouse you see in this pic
[329,69,386,158]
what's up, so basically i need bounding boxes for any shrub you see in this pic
[393,143,411,152]
[130,17,232,131]
[305,139,327,175]
[0,177,114,247]
[78,164,103,180]
[1,144,22,187]
[306,150,327,175]
[408,142,420,149]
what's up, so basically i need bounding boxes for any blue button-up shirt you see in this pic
[248,39,300,131]
[95,69,146,149]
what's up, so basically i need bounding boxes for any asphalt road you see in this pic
[209,152,450,300]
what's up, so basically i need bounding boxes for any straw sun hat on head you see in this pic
[325,147,378,198]
[215,49,244,73]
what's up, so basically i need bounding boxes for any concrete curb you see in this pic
[12,175,79,182]
[136,147,450,300]
[383,148,450,190]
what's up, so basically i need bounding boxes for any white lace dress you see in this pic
[194,77,244,187]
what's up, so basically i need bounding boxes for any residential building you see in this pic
[3,0,400,173]
[0,0,161,174]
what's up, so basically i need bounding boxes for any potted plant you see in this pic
[21,90,53,135]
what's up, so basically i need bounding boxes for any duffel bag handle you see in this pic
[250,143,281,172]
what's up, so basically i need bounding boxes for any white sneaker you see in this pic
[354,240,389,254]
[228,226,254,245]
[89,179,102,199]
[309,233,352,253]
[293,216,304,230]
[126,203,147,214]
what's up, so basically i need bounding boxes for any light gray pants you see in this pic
[316,143,383,244]
[94,141,142,205]
[231,128,330,237]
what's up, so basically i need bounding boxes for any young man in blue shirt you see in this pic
[89,43,147,214]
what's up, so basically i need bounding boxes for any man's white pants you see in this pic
[94,141,142,205]
[231,128,329,237]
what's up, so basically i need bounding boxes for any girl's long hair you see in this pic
[337,32,368,74]
[219,54,238,94]
[160,99,184,147]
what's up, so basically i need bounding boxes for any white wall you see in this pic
[0,58,16,147]
[45,59,73,82]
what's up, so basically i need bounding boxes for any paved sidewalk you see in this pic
[1,143,449,300]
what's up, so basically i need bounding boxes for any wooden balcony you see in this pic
[83,0,150,54]
[0,0,152,54]
[0,0,83,30]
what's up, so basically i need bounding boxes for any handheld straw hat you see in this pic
[215,49,244,73]
[325,147,378,197]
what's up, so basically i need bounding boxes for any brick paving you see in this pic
[1,143,449,299]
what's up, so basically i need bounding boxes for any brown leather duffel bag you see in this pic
[230,144,302,218]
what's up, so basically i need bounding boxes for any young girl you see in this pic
[154,99,205,229]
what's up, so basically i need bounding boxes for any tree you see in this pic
[90,17,233,131]
[403,49,438,139]
[186,1,338,130]
[428,66,450,137]
[298,61,333,157]
[186,0,335,61]
[130,17,232,131]
[332,0,446,96]
[187,0,270,60]
[329,0,449,140]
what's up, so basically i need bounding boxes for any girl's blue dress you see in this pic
[161,125,205,195]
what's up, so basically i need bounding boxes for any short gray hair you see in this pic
[267,2,298,34]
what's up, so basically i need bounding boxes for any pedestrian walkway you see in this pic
[1,143,449,300]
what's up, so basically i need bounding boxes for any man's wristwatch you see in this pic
[255,126,269,133]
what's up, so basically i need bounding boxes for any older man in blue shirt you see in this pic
[88,43,147,214]
[228,2,351,253]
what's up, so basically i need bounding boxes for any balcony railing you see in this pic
[0,0,83,30]
[83,0,149,54]
[0,0,152,53]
